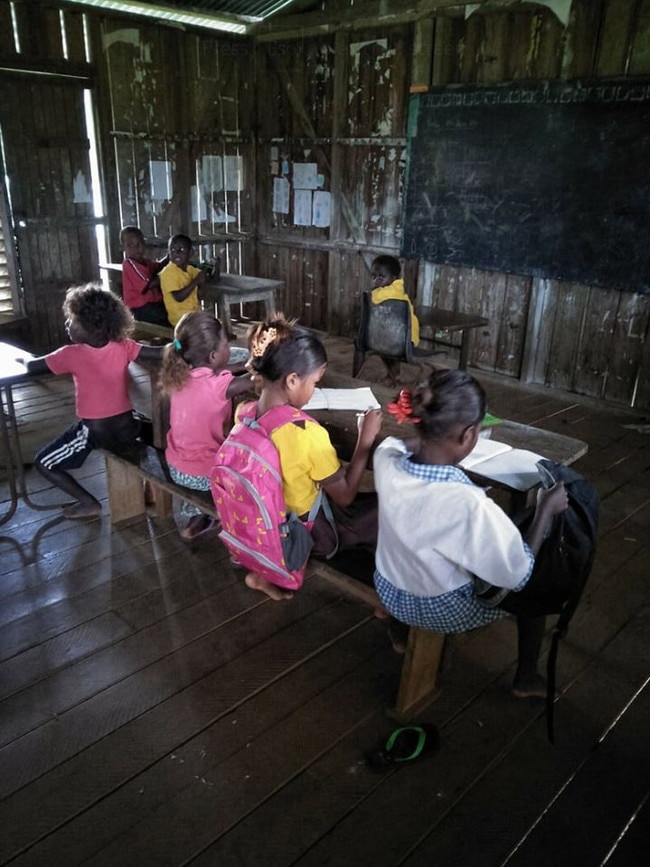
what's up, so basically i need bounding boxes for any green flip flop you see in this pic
[365,724,439,772]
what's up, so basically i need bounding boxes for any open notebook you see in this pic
[302,387,380,412]
[460,436,544,491]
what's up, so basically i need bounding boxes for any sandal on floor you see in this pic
[365,724,439,772]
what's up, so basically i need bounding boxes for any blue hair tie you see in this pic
[173,338,182,351]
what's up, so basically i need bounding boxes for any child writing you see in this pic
[373,369,568,698]
[159,234,207,327]
[159,310,252,542]
[119,226,170,327]
[24,283,163,519]
[363,255,421,386]
[241,315,382,601]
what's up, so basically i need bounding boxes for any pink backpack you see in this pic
[210,402,320,591]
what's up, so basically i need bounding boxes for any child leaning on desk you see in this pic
[159,311,253,543]
[373,369,568,698]
[240,315,381,601]
[24,283,164,520]
[119,225,170,327]
[159,234,208,327]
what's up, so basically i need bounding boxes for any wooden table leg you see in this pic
[458,329,469,370]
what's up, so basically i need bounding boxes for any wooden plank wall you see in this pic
[254,0,650,410]
[99,19,255,276]
[1,0,649,408]
[0,0,97,350]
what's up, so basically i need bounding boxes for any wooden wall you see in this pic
[254,0,650,410]
[0,0,648,409]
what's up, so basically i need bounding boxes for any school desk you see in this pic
[0,341,65,525]
[312,370,588,512]
[415,306,489,371]
[201,274,283,340]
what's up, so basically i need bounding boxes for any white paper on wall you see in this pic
[294,189,312,226]
[312,191,331,228]
[149,160,173,200]
[224,155,244,191]
[292,162,318,190]
[201,155,223,192]
[72,169,92,203]
[273,176,290,214]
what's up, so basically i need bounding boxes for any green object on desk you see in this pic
[482,412,502,428]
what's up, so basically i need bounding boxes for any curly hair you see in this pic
[159,310,226,394]
[63,283,134,343]
[411,369,486,440]
[247,314,327,382]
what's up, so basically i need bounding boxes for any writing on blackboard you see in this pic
[402,78,650,293]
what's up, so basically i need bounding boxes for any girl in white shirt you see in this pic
[373,369,568,698]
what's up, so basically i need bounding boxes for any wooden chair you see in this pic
[352,292,445,382]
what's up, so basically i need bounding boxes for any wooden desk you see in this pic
[312,371,587,510]
[0,342,64,525]
[415,306,488,370]
[202,274,283,339]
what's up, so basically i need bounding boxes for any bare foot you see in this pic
[374,606,390,620]
[245,572,293,601]
[62,501,102,519]
[179,514,219,543]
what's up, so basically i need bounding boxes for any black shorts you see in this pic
[35,411,146,470]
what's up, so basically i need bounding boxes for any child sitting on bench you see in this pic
[373,369,568,698]
[159,310,252,542]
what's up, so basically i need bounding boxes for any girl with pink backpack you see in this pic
[212,315,381,601]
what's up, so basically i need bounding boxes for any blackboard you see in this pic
[401,79,650,293]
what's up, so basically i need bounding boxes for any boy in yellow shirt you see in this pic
[159,234,207,326]
[368,255,420,384]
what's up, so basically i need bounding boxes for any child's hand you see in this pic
[536,481,568,516]
[357,408,382,446]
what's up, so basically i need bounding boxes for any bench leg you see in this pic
[105,453,146,523]
[149,483,174,519]
[394,628,446,718]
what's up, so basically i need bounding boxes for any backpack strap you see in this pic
[255,404,317,436]
[252,404,340,559]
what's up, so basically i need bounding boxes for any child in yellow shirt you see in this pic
[368,255,420,385]
[159,234,207,326]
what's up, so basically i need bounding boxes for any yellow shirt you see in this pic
[160,262,202,326]
[271,417,341,515]
[371,278,420,346]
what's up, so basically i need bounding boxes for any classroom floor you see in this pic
[1,332,649,866]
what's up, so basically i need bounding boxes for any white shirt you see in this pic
[373,437,532,599]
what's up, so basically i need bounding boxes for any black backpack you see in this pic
[499,459,599,742]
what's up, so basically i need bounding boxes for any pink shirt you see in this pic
[122,257,164,309]
[45,340,142,419]
[165,367,234,477]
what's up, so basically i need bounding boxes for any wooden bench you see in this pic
[103,445,216,524]
[103,445,446,720]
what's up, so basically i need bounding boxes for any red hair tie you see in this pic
[386,389,421,424]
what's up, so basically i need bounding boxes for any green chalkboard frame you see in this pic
[401,78,650,293]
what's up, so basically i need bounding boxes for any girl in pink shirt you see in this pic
[26,283,163,519]
[160,311,252,542]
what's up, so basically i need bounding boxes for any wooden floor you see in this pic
[1,334,649,866]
